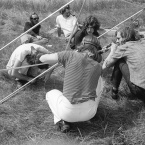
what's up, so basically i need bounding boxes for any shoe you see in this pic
[56,121,62,131]
[61,120,70,133]
[55,120,70,133]
[112,88,119,100]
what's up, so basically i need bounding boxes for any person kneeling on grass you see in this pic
[6,43,50,86]
[39,34,104,133]
[102,26,145,103]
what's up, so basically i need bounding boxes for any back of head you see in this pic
[116,26,141,43]
[79,34,102,62]
[82,34,101,50]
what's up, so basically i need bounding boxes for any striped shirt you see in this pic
[58,51,102,104]
[112,38,145,89]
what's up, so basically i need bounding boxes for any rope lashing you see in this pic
[0,0,74,52]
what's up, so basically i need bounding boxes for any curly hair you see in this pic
[83,15,100,37]
[116,26,141,43]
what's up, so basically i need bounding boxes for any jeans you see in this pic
[111,58,145,103]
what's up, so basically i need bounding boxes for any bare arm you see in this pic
[102,55,118,70]
[39,53,58,65]
[35,46,50,54]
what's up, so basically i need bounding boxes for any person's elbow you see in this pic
[39,53,58,65]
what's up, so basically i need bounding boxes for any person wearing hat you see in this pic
[56,5,78,40]
[21,13,49,46]
[6,43,50,85]
[39,34,104,133]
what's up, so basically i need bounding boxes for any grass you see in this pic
[0,0,145,145]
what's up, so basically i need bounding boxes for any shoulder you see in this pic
[58,50,74,56]
[13,44,31,56]
[25,21,31,26]
[58,51,79,60]
[120,41,137,50]
[36,25,41,29]
[69,15,77,20]
[56,15,63,20]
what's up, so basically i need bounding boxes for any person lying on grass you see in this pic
[102,26,145,103]
[39,34,104,133]
[6,43,50,86]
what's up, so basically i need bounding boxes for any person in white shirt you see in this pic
[6,43,50,85]
[56,5,78,39]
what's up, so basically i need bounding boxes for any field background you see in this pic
[0,0,145,145]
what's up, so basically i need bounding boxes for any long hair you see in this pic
[115,26,141,43]
[83,15,100,37]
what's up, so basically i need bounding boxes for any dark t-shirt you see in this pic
[70,26,100,49]
[24,22,41,36]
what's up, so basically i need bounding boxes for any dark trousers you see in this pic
[111,58,145,103]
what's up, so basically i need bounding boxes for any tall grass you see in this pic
[0,0,136,13]
[0,0,145,145]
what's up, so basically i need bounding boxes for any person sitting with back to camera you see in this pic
[6,43,51,86]
[56,5,78,41]
[102,26,145,103]
[39,34,104,133]
[21,13,50,47]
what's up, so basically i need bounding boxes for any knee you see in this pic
[45,89,60,101]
